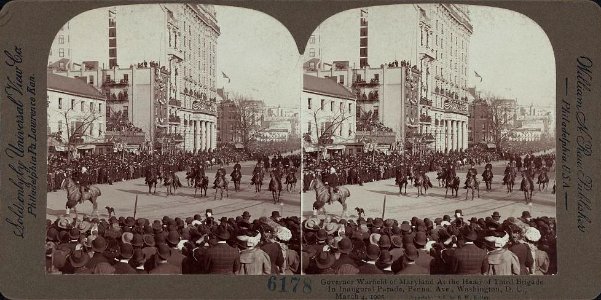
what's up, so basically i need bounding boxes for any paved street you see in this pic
[47,161,301,222]
[302,160,556,221]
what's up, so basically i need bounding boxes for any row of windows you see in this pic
[49,48,70,58]
[55,120,103,137]
[306,122,354,138]
[57,35,69,44]
[57,97,103,113]
[307,98,353,113]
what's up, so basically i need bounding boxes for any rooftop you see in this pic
[303,74,356,100]
[47,72,106,100]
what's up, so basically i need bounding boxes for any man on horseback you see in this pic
[503,162,512,185]
[213,167,226,189]
[464,163,478,189]
[325,164,339,204]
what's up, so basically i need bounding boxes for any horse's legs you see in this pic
[92,198,98,216]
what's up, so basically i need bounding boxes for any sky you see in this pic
[307,5,555,107]
[57,5,301,109]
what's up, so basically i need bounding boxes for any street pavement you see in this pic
[47,161,301,222]
[302,160,556,221]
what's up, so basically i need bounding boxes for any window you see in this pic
[348,103,352,113]
[307,122,312,133]
[339,75,344,84]
[71,99,75,110]
[309,35,315,44]
[57,120,62,132]
[360,37,367,47]
[58,98,62,109]
[123,106,128,117]
[109,28,116,38]
[58,35,64,44]
[106,75,111,82]
[90,102,94,112]
[109,39,116,47]
[89,75,94,84]
[307,98,312,109]
[374,74,379,81]
[80,101,85,112]
[356,74,362,82]
[330,101,334,111]
[123,74,128,82]
[59,48,64,57]
[320,99,325,110]
[309,49,315,57]
[90,123,94,136]
[360,48,367,57]
[98,103,102,114]
[109,49,117,57]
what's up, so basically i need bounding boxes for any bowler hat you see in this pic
[157,244,172,260]
[414,231,428,246]
[400,223,412,233]
[271,211,281,218]
[462,227,478,242]
[216,226,231,240]
[492,211,501,218]
[242,211,251,217]
[404,244,419,261]
[315,251,336,270]
[391,235,403,248]
[92,236,108,253]
[167,231,180,245]
[365,244,380,260]
[47,228,59,242]
[120,243,134,259]
[132,248,145,265]
[377,250,393,265]
[131,234,144,247]
[521,211,531,218]
[338,237,353,254]
[68,249,90,268]
[378,235,392,249]
[121,232,134,245]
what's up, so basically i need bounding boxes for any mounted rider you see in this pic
[213,166,227,188]
[325,164,338,204]
[79,165,90,193]
[464,162,478,188]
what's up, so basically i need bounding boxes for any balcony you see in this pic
[419,46,436,61]
[169,98,182,107]
[167,47,184,62]
[155,132,184,142]
[103,79,129,87]
[352,78,380,87]
[419,97,433,106]
[106,91,129,102]
[419,115,432,124]
[168,115,181,124]
[356,90,379,101]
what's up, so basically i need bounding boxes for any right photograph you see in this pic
[301,4,556,275]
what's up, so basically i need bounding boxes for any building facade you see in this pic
[49,22,71,66]
[303,74,356,150]
[47,73,106,153]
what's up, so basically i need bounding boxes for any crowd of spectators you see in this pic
[302,210,556,275]
[46,210,301,275]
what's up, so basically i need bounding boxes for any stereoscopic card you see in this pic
[0,0,600,299]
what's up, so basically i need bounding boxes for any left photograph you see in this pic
[45,4,302,275]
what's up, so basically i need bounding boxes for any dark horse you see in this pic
[503,168,516,193]
[436,169,445,187]
[482,168,494,191]
[251,171,264,193]
[163,172,182,196]
[269,171,283,204]
[521,172,534,205]
[537,167,549,191]
[194,175,209,197]
[444,172,460,198]
[285,171,297,192]
[310,177,350,217]
[465,174,480,200]
[231,169,242,192]
[62,177,101,217]
[396,169,409,195]
[145,168,159,194]
[414,173,432,197]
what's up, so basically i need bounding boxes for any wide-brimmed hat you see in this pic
[91,236,108,253]
[369,233,381,246]
[57,216,72,229]
[68,249,90,268]
[157,244,172,260]
[404,244,419,261]
[492,211,501,218]
[304,217,321,230]
[414,231,428,246]
[315,251,336,270]
[275,226,292,242]
[324,223,339,235]
[143,234,155,247]
[365,244,380,260]
[77,220,92,233]
[242,211,251,218]
[121,232,134,245]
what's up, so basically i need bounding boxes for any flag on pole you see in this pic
[474,71,482,82]
[221,71,230,83]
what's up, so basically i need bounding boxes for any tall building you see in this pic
[49,4,221,152]
[303,26,322,71]
[359,9,369,68]
[303,74,356,152]
[48,21,71,66]
[468,98,494,145]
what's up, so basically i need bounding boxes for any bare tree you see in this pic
[50,107,104,163]
[230,94,265,153]
[488,99,516,152]
[306,104,354,163]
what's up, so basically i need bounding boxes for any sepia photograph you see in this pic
[44,4,301,275]
[301,4,557,276]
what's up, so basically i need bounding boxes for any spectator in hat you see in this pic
[358,244,383,274]
[236,232,271,275]
[484,231,520,275]
[376,250,394,274]
[114,244,136,274]
[131,248,147,274]
[413,231,433,271]
[166,231,185,272]
[450,227,488,274]
[314,251,337,274]
[270,211,281,223]
[67,249,92,274]
[204,226,240,274]
[261,227,285,274]
[492,212,502,224]
[150,244,180,274]
[519,211,532,223]
[396,245,429,275]
[332,237,357,270]
[86,236,109,270]
[508,228,534,275]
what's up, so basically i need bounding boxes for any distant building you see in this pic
[48,22,71,66]
[303,74,356,152]
[468,98,494,146]
[47,73,106,154]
